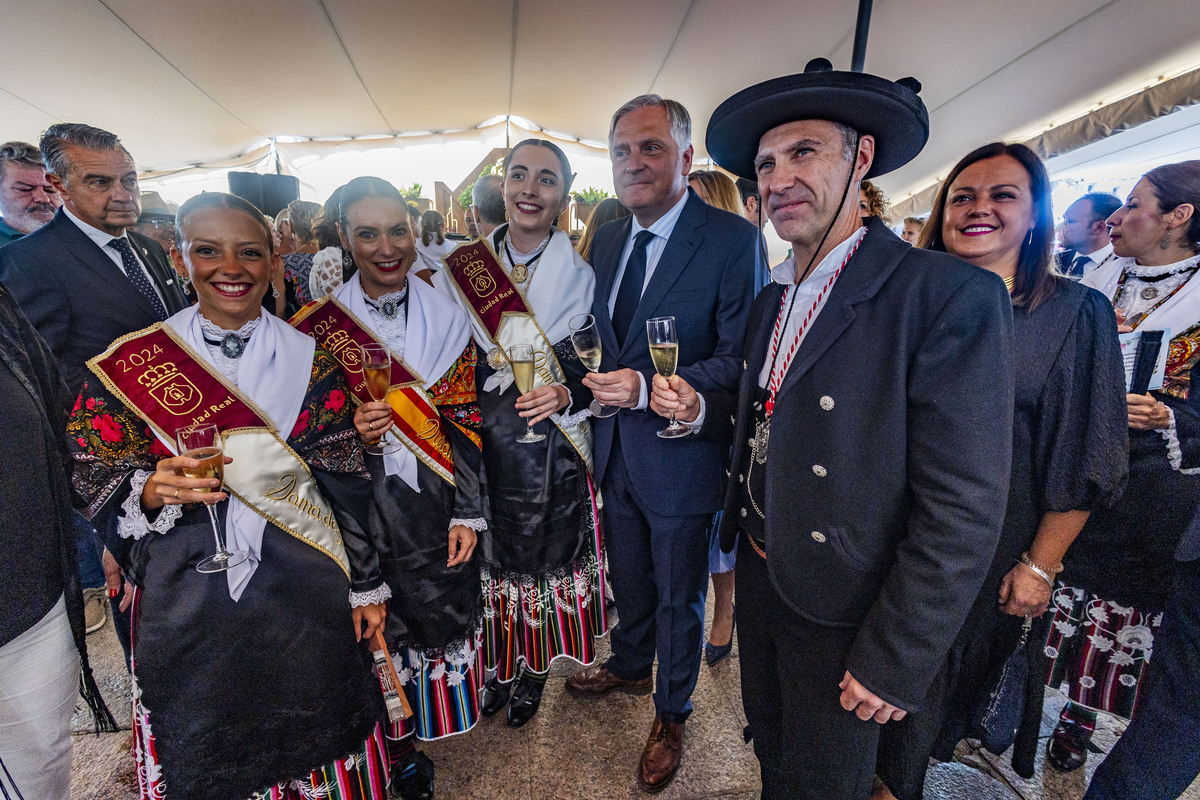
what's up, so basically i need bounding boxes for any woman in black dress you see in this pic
[874,142,1128,799]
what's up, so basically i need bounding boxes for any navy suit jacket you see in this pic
[710,218,1015,712]
[0,209,189,397]
[589,189,759,517]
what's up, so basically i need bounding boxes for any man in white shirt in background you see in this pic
[1058,192,1122,279]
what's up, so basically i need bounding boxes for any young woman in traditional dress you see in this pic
[436,138,608,728]
[874,143,1129,799]
[307,175,486,800]
[68,193,390,800]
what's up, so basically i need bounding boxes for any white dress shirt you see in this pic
[606,191,690,410]
[63,205,167,306]
[758,227,867,389]
[1071,242,1115,278]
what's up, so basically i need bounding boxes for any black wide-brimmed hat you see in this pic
[706,58,929,180]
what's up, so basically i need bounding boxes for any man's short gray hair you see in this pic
[609,95,691,153]
[39,123,130,181]
[471,174,506,226]
[0,142,46,180]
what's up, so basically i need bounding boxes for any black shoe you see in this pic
[390,750,434,800]
[506,674,545,728]
[704,608,736,667]
[481,675,511,717]
[1045,720,1090,772]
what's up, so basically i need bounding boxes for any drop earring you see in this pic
[272,279,281,298]
[1161,229,1172,250]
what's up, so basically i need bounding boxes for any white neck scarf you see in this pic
[160,305,315,601]
[335,271,471,490]
[1082,254,1200,337]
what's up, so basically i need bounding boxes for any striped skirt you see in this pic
[132,670,389,800]
[1043,584,1163,719]
[388,628,484,742]
[481,483,609,682]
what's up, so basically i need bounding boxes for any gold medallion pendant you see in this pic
[511,263,529,284]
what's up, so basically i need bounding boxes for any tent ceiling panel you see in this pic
[324,0,514,134]
[101,0,390,136]
[1,0,1197,193]
[0,0,262,167]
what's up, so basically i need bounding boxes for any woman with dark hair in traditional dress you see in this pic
[436,138,608,728]
[1040,160,1200,774]
[69,192,389,800]
[294,175,486,800]
[874,142,1128,800]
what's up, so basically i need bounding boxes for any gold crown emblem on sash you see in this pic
[324,329,363,372]
[464,258,496,296]
[138,361,202,415]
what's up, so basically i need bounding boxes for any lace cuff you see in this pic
[1158,408,1200,474]
[119,470,183,540]
[450,517,488,532]
[349,584,392,608]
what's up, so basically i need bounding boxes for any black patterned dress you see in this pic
[69,350,388,800]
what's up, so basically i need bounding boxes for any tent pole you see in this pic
[850,0,873,72]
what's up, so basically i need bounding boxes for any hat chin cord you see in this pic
[796,131,862,285]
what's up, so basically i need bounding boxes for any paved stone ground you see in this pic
[67,591,1200,800]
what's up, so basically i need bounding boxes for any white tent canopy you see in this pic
[4,0,1200,204]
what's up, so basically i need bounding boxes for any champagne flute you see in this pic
[175,424,248,573]
[568,313,617,418]
[646,316,690,439]
[360,342,402,455]
[509,344,546,444]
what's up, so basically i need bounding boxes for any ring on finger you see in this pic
[174,488,181,499]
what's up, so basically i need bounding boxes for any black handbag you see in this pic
[970,616,1033,755]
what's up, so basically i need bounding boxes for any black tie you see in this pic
[612,230,654,348]
[1071,255,1091,277]
[109,237,169,320]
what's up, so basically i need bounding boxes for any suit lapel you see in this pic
[774,220,908,402]
[52,214,161,320]
[618,193,704,359]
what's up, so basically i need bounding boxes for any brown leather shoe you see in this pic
[565,665,652,697]
[637,715,685,793]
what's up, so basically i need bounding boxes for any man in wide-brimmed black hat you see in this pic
[649,59,1016,799]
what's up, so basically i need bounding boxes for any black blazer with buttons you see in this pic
[0,209,190,397]
[711,218,1016,713]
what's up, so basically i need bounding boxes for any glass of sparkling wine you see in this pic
[509,344,546,444]
[175,424,248,573]
[646,316,690,439]
[360,342,402,455]
[568,313,617,419]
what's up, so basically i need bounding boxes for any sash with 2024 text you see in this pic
[290,297,456,485]
[86,324,350,578]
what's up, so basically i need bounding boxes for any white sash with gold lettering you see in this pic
[163,307,348,600]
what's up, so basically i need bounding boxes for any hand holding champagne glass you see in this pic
[646,316,690,439]
[509,344,546,444]
[360,342,402,455]
[175,423,248,573]
[569,313,617,418]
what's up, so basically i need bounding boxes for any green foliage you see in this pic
[399,183,423,201]
[458,185,474,210]
[572,187,610,204]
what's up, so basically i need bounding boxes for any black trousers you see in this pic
[1084,558,1200,800]
[736,535,879,800]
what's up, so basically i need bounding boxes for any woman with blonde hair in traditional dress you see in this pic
[69,192,389,800]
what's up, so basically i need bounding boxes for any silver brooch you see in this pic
[487,348,507,369]
[220,333,247,359]
[1141,286,1159,300]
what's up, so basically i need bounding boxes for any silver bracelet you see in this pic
[1018,558,1053,588]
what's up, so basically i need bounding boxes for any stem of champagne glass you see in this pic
[206,504,229,560]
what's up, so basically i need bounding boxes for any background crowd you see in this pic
[0,56,1197,800]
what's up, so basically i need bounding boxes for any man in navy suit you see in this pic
[0,123,189,398]
[566,94,759,792]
